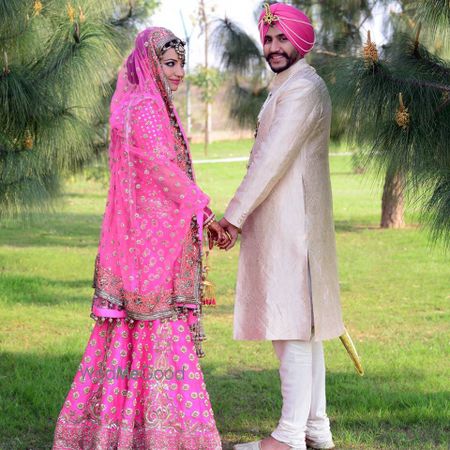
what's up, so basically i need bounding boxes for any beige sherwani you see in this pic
[224,58,345,342]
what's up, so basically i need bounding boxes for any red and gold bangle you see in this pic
[203,214,216,229]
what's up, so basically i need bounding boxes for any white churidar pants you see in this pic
[271,266,332,449]
[270,336,332,449]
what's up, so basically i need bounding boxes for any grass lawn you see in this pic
[189,139,347,160]
[0,150,449,449]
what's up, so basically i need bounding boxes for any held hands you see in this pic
[218,218,240,251]
[207,220,230,250]
[206,218,240,251]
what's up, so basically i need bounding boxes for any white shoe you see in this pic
[233,441,262,450]
[234,440,300,450]
[305,437,335,449]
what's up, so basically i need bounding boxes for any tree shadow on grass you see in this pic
[0,351,448,450]
[0,351,87,450]
[0,274,91,306]
[0,213,102,248]
[63,192,106,200]
[200,365,449,450]
[334,220,381,233]
[0,213,377,249]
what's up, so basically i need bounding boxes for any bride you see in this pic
[52,27,227,449]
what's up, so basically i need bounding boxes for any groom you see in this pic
[219,3,345,450]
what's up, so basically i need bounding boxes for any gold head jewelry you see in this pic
[159,38,186,64]
[363,30,378,66]
[395,92,410,129]
[172,40,186,62]
[262,3,279,26]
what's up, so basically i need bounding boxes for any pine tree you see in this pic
[0,0,159,219]
[333,1,450,242]
[211,8,268,130]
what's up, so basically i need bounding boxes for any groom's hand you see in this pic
[218,218,240,251]
[207,220,230,250]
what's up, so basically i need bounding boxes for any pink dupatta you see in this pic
[91,27,210,354]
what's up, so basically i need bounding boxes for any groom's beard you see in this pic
[266,51,298,73]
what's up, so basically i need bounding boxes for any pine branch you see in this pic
[211,17,264,75]
[436,97,450,113]
[378,71,450,92]
[228,81,268,128]
[424,174,450,247]
[410,41,450,79]
[314,48,351,58]
[0,24,29,44]
[415,0,450,35]
[356,3,377,33]
[0,0,144,219]
[110,5,134,26]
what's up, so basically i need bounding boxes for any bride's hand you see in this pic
[207,221,231,250]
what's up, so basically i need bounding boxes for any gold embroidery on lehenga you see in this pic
[144,322,182,432]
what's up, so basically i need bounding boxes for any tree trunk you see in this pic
[200,0,209,156]
[185,40,192,139]
[380,170,405,228]
[204,101,209,156]
[179,12,192,139]
[207,102,212,142]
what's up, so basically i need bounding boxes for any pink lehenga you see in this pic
[53,27,221,450]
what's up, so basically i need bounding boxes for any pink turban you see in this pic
[258,3,315,57]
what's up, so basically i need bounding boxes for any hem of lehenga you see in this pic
[53,419,222,450]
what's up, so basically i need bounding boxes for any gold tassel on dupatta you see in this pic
[191,236,218,358]
[201,249,216,306]
[190,311,206,358]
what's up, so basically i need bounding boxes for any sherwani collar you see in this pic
[270,58,310,94]
[257,59,312,126]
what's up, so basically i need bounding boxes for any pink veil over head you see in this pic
[111,27,176,130]
[91,27,210,348]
